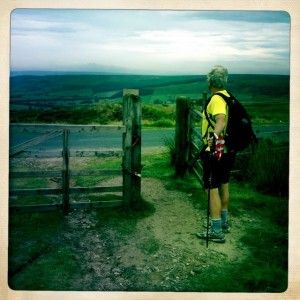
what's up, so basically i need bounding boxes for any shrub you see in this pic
[151,119,175,128]
[163,136,176,166]
[248,139,289,197]
[97,102,123,124]
[142,104,175,122]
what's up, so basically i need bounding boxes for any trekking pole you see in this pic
[206,132,214,248]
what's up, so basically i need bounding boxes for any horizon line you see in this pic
[10,70,290,77]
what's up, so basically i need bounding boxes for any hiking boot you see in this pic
[196,230,226,243]
[203,219,231,233]
[221,222,231,233]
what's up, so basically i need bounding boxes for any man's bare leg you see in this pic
[219,183,230,231]
[206,188,222,233]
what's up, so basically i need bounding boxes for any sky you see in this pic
[10,9,290,75]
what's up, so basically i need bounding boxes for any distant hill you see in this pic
[10,71,132,77]
[9,74,289,110]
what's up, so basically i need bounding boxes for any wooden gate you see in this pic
[174,93,207,180]
[174,92,289,184]
[9,90,141,215]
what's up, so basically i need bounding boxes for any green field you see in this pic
[10,74,203,108]
[10,74,290,125]
[10,74,289,105]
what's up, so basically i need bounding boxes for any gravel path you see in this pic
[58,177,254,291]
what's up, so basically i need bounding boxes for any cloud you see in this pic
[10,9,290,75]
[180,10,290,24]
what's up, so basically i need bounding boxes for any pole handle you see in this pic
[209,132,215,155]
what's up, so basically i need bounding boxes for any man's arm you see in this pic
[207,113,226,147]
[213,113,226,136]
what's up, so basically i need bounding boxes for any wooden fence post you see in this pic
[62,129,70,215]
[122,89,142,208]
[188,103,195,163]
[175,96,190,177]
[131,92,142,205]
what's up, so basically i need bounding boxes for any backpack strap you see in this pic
[214,92,233,106]
[203,92,231,139]
[203,96,214,140]
[215,92,258,154]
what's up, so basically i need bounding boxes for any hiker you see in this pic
[196,65,237,243]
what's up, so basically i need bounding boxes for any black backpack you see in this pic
[204,91,258,152]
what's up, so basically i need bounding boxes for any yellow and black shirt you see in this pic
[202,90,229,153]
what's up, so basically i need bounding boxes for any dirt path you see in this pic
[60,177,253,291]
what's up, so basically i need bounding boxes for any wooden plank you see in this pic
[12,149,124,158]
[10,124,126,134]
[175,96,191,177]
[10,188,62,196]
[10,169,122,178]
[131,93,142,204]
[62,129,70,215]
[9,203,62,213]
[69,169,122,176]
[70,186,123,195]
[9,130,62,157]
[191,127,202,140]
[195,160,203,172]
[10,185,123,197]
[190,109,202,121]
[192,166,203,186]
[122,94,133,208]
[70,150,124,157]
[10,170,62,178]
[69,200,123,210]
[190,141,200,153]
[11,150,63,158]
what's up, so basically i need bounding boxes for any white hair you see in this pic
[207,65,229,89]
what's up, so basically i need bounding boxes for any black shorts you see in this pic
[202,151,236,189]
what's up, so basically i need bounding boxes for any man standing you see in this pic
[196,65,236,243]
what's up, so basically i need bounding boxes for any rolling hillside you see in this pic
[10,74,289,110]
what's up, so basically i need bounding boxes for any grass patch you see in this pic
[138,238,160,255]
[10,177,52,190]
[249,139,289,197]
[141,151,175,178]
[219,183,288,292]
[9,195,60,206]
[162,136,176,166]
[87,194,123,202]
[233,139,289,197]
[98,197,155,221]
[9,246,79,290]
[143,119,175,128]
[9,211,64,279]
[94,197,156,234]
